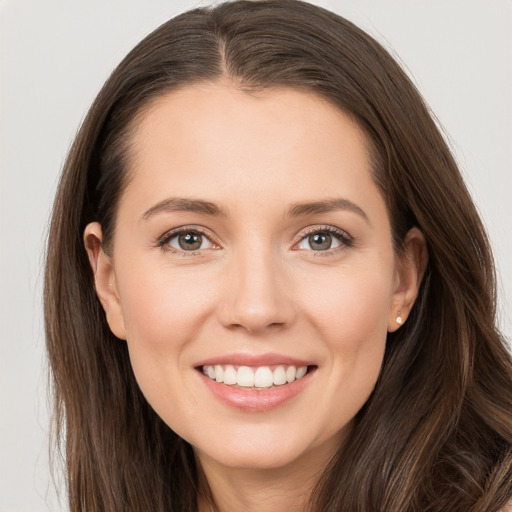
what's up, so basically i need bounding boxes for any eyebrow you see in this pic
[140,197,227,221]
[288,198,370,223]
[140,196,369,224]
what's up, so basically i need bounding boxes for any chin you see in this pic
[191,422,342,474]
[198,447,306,472]
[222,447,300,470]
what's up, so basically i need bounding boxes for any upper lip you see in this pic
[194,352,314,368]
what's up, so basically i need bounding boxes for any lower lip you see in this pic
[199,368,316,412]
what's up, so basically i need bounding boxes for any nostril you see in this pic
[268,321,286,329]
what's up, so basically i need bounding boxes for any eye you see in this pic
[297,232,340,251]
[161,228,216,252]
[295,227,351,252]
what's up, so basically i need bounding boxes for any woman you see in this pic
[44,0,512,510]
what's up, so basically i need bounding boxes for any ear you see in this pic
[84,222,127,340]
[388,227,428,332]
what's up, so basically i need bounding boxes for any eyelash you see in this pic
[157,226,219,256]
[156,225,353,256]
[293,225,353,256]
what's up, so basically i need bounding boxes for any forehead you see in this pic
[120,82,382,219]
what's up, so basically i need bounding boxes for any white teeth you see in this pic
[202,364,309,388]
[223,365,237,385]
[286,366,297,383]
[273,365,287,385]
[296,366,307,379]
[237,366,254,387]
[254,367,274,388]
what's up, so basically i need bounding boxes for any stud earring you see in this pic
[395,312,403,325]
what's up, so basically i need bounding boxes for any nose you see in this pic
[216,245,296,335]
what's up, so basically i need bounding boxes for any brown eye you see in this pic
[178,232,202,250]
[296,228,347,252]
[308,232,332,251]
[166,230,214,252]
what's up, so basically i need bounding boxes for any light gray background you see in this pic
[1,0,511,510]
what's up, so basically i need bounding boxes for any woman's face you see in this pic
[86,82,422,474]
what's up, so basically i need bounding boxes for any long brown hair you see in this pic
[44,1,512,510]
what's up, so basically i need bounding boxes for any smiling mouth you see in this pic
[200,364,316,389]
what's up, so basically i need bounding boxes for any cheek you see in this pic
[298,263,392,418]
[118,261,215,344]
[113,262,218,402]
[301,262,393,343]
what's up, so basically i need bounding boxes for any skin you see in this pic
[85,82,427,512]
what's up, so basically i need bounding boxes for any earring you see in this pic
[395,312,403,325]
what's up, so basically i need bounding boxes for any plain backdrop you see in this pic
[1,0,511,510]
